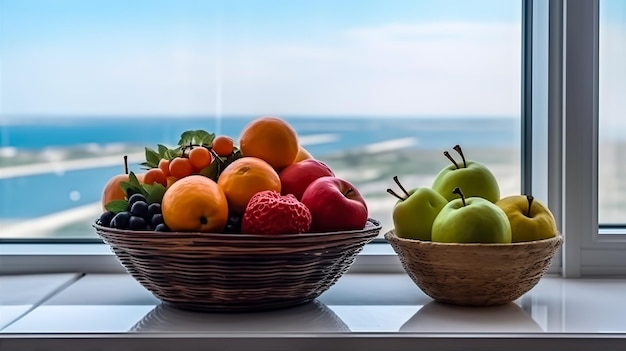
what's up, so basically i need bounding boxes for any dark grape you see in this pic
[155,223,170,232]
[151,213,164,227]
[146,203,162,220]
[98,211,115,227]
[129,216,147,230]
[110,211,131,229]
[130,201,149,218]
[128,193,147,207]
[224,215,242,233]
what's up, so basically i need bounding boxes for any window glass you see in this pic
[0,0,521,239]
[599,0,626,226]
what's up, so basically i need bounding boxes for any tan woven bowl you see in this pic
[94,218,381,312]
[385,230,563,306]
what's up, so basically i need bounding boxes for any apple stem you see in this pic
[526,195,534,217]
[386,188,405,201]
[392,176,411,198]
[444,151,460,169]
[453,187,466,206]
[343,188,354,197]
[123,155,129,175]
[453,145,467,168]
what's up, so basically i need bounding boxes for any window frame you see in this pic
[557,0,626,277]
[3,0,626,277]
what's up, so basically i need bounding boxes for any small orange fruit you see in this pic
[166,176,178,188]
[143,168,168,187]
[238,116,299,171]
[161,175,229,232]
[294,145,314,163]
[158,158,171,177]
[212,135,234,157]
[188,147,212,171]
[169,157,194,179]
[217,157,281,214]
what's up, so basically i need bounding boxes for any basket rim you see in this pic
[384,229,563,247]
[94,217,381,238]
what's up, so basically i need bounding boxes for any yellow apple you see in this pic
[496,195,557,242]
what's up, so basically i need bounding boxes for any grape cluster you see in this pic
[224,215,243,234]
[98,194,170,231]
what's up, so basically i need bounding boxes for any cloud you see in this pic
[2,21,523,117]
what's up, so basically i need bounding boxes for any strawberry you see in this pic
[241,190,312,234]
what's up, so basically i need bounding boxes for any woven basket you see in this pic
[94,218,381,312]
[385,230,562,306]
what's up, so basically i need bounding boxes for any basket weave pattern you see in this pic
[385,230,563,306]
[95,218,381,312]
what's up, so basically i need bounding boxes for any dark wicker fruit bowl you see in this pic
[385,230,562,306]
[94,218,381,312]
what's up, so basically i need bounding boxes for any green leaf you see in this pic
[168,146,182,159]
[178,130,195,146]
[121,172,149,198]
[144,147,161,167]
[194,130,215,146]
[157,144,169,158]
[199,162,220,181]
[145,183,167,204]
[105,200,129,214]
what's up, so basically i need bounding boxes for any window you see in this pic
[1,0,522,241]
[8,0,624,279]
[556,0,626,277]
[598,0,626,226]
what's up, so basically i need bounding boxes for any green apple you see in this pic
[386,176,448,241]
[496,194,557,242]
[432,145,500,203]
[432,187,512,243]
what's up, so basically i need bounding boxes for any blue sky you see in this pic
[5,0,615,119]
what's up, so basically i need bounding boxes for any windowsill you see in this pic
[1,272,626,351]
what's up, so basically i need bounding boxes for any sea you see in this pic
[0,116,520,221]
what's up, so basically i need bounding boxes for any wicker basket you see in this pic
[94,218,381,312]
[385,230,563,306]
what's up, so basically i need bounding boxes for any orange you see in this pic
[217,157,281,214]
[212,135,234,157]
[161,175,229,232]
[294,145,314,163]
[238,116,299,171]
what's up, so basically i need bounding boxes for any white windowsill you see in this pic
[1,272,626,351]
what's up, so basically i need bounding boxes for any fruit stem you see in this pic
[453,187,466,206]
[444,151,460,169]
[392,176,411,198]
[453,145,467,168]
[526,195,534,217]
[386,188,405,201]
[343,188,354,197]
[209,148,224,165]
[123,155,129,174]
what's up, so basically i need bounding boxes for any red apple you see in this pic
[300,177,368,232]
[279,159,335,200]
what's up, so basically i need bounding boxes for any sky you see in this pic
[0,0,621,119]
